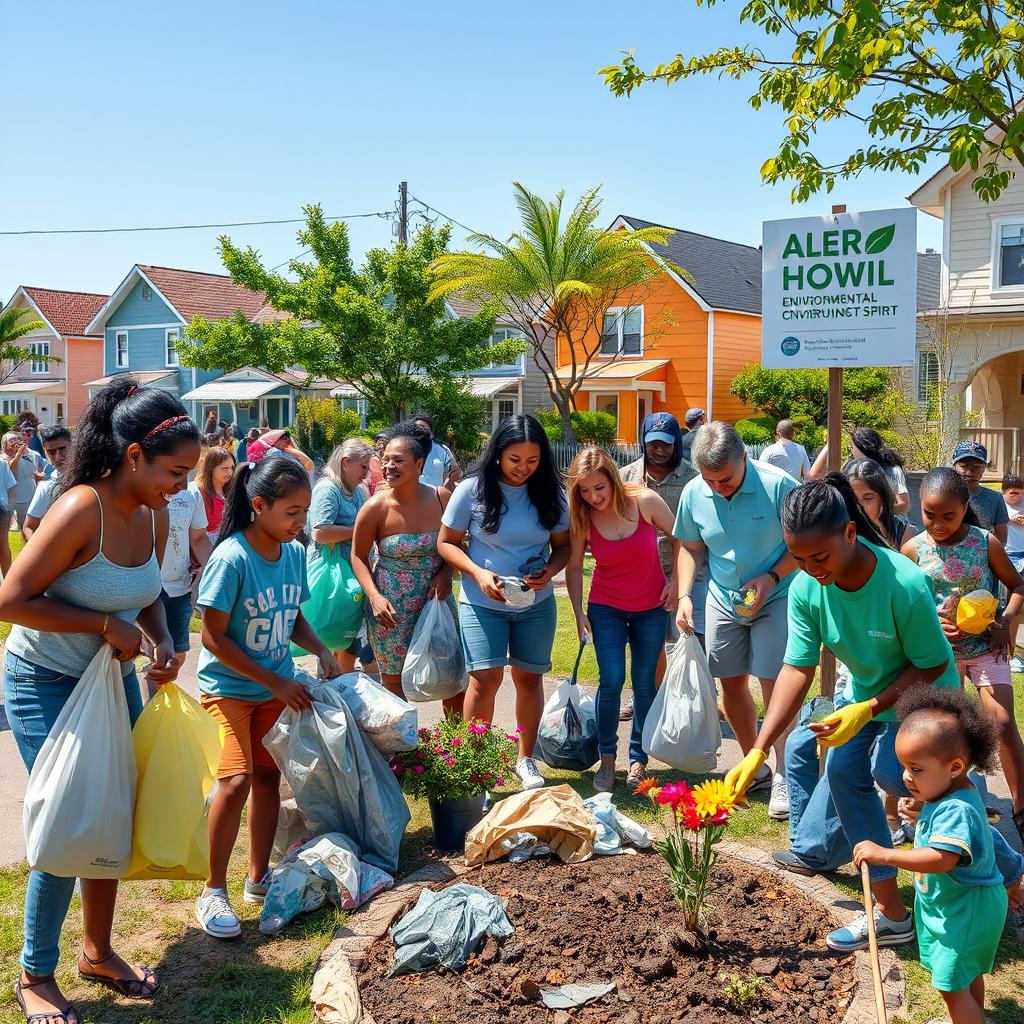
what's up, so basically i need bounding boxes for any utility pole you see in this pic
[398,181,408,244]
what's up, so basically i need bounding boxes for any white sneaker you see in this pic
[196,887,241,939]
[515,756,546,790]
[768,772,790,820]
[1011,656,1024,674]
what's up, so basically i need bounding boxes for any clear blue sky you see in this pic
[1,0,944,301]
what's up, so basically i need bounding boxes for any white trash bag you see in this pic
[325,672,417,753]
[641,633,721,772]
[401,597,467,702]
[24,644,137,877]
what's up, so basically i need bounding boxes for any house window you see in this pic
[487,326,525,368]
[593,392,619,428]
[1,399,29,415]
[997,221,1024,288]
[165,328,180,367]
[115,331,129,369]
[29,341,50,374]
[492,396,517,428]
[917,351,939,402]
[600,307,643,356]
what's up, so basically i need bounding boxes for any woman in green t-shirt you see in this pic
[726,473,959,953]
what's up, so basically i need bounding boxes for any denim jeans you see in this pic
[588,602,667,765]
[4,652,143,976]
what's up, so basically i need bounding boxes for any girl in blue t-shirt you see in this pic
[196,458,340,940]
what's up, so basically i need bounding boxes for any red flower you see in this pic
[655,781,693,810]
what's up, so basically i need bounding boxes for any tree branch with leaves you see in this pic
[0,306,56,386]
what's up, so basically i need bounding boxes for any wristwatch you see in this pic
[767,570,780,586]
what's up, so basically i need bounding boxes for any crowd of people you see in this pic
[0,377,1022,1024]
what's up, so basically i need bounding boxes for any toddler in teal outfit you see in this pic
[853,687,1017,1024]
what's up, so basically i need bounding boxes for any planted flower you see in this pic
[636,776,737,931]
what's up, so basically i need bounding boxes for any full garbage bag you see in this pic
[326,672,417,753]
[264,677,410,873]
[401,597,467,702]
[535,642,598,770]
[124,682,221,879]
[259,832,394,935]
[24,644,136,877]
[642,633,721,772]
[389,882,514,975]
[295,544,364,653]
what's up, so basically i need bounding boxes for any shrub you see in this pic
[536,409,618,445]
[418,379,487,459]
[734,417,774,446]
[0,415,17,436]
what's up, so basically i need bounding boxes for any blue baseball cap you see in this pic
[952,440,988,465]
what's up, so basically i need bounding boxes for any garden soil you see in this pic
[358,850,859,1024]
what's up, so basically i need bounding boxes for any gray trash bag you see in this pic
[389,882,514,975]
[263,680,410,873]
[323,672,418,753]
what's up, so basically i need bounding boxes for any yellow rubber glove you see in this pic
[813,700,874,748]
[724,748,767,804]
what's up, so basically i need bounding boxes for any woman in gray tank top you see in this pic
[0,376,200,1024]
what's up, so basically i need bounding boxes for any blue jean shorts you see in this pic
[458,596,558,675]
[160,589,194,653]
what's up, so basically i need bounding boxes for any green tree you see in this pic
[430,183,682,444]
[180,207,516,423]
[602,1,1024,202]
[0,306,55,384]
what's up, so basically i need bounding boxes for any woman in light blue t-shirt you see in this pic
[438,414,570,792]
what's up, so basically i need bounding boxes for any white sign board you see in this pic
[761,207,917,368]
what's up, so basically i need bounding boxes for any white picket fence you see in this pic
[548,442,643,473]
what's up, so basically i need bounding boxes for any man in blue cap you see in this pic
[952,440,1008,544]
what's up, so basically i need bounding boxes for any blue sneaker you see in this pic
[826,908,914,952]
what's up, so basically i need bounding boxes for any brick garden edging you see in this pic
[310,843,906,1024]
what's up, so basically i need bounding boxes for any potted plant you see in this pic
[393,717,518,851]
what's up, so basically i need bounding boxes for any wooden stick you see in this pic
[860,861,888,1024]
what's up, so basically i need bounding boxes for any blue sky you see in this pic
[0,0,944,302]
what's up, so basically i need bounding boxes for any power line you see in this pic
[0,211,391,238]
[408,195,482,237]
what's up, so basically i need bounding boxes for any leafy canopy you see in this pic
[0,306,60,384]
[602,0,1024,202]
[181,206,517,423]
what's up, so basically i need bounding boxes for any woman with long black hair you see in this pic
[0,376,201,1022]
[438,414,570,790]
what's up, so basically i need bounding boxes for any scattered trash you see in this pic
[401,598,468,702]
[583,793,653,856]
[499,832,555,863]
[535,643,598,771]
[465,785,598,866]
[259,832,393,935]
[389,883,514,975]
[325,671,417,753]
[264,679,410,873]
[311,953,363,1024]
[539,980,616,1009]
[642,633,721,771]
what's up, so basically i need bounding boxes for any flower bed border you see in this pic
[311,841,906,1024]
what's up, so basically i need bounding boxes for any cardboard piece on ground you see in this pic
[464,784,598,866]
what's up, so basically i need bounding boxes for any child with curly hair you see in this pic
[854,688,1018,1024]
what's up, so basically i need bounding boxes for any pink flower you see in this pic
[446,756,456,767]
[468,722,488,735]
[655,781,693,810]
[506,734,519,743]
[965,531,981,548]
[452,737,463,746]
[943,556,966,581]
[495,777,505,786]
[414,765,424,774]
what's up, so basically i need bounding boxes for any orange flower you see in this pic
[634,776,659,797]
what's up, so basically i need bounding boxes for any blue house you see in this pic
[83,264,339,429]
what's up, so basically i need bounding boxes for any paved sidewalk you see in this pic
[0,645,1016,866]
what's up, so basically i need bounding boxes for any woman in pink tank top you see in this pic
[565,447,679,794]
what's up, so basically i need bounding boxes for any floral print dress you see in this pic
[365,530,455,675]
[912,525,996,660]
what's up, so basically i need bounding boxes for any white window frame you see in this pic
[165,328,180,368]
[599,305,644,357]
[115,330,129,369]
[491,394,518,430]
[29,340,50,375]
[591,391,620,428]
[990,216,1024,293]
[486,326,525,370]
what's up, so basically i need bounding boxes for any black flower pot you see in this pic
[429,793,486,852]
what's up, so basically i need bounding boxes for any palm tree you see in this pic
[430,183,682,443]
[0,305,46,383]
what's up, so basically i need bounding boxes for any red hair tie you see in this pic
[126,385,138,397]
[142,415,190,442]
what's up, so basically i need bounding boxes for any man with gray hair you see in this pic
[673,421,800,818]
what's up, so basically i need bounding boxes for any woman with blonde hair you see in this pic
[565,446,679,793]
[309,437,375,672]
[193,445,236,546]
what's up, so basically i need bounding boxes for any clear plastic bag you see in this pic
[535,643,598,771]
[401,597,467,702]
[325,671,417,753]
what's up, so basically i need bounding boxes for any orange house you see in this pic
[555,215,762,444]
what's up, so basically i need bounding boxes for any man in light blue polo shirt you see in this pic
[674,421,799,819]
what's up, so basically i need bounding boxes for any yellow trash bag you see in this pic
[123,683,222,880]
[957,589,999,636]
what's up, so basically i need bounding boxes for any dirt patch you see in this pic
[357,851,858,1024]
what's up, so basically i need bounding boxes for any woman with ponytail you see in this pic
[0,376,202,1021]
[195,457,340,940]
[725,472,962,954]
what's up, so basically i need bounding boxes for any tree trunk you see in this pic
[553,388,576,445]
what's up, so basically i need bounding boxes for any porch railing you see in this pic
[958,427,1020,479]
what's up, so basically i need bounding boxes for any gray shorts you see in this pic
[705,590,789,681]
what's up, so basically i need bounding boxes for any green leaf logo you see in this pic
[865,224,895,254]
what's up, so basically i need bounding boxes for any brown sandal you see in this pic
[77,952,159,999]
[14,976,79,1024]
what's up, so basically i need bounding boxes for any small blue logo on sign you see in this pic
[781,336,801,357]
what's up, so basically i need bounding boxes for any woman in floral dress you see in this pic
[351,420,462,713]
